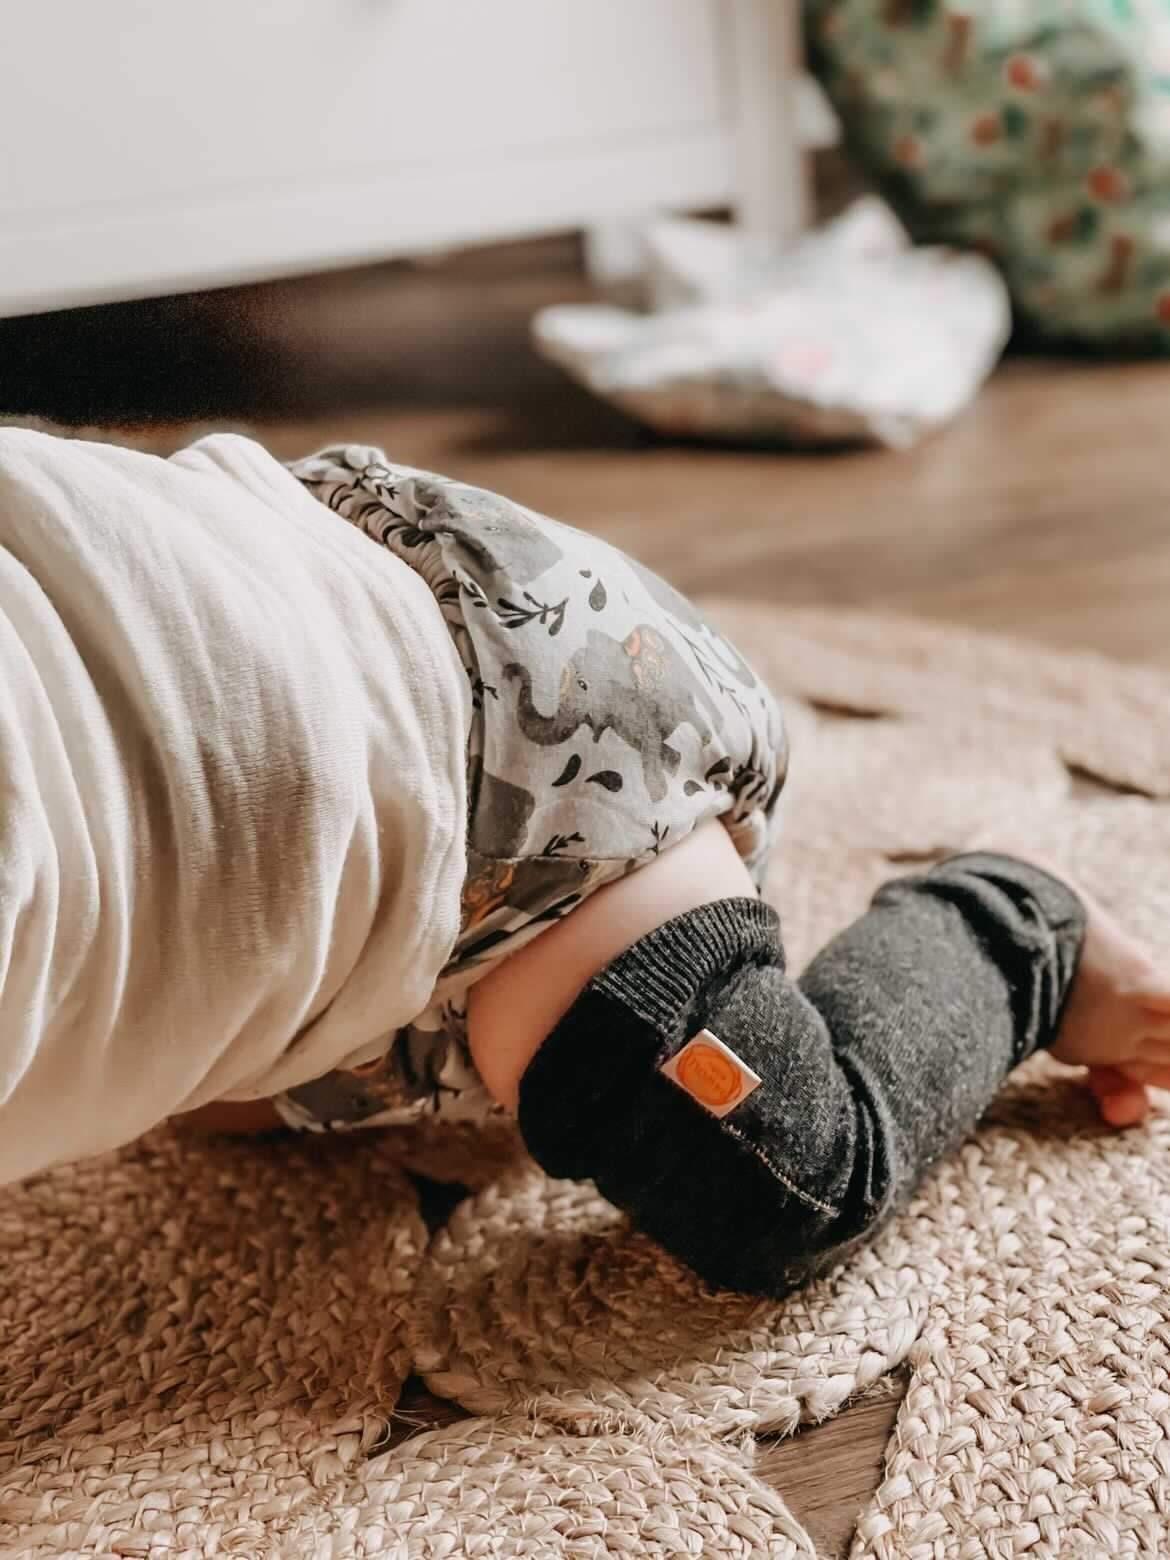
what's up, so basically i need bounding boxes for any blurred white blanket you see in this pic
[0,430,469,1182]
[534,200,1011,449]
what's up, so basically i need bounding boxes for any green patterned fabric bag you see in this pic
[805,0,1170,346]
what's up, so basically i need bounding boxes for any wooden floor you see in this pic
[4,235,1170,1557]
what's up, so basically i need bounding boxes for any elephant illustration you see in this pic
[410,480,567,594]
[503,624,723,802]
[626,557,760,691]
[466,754,537,857]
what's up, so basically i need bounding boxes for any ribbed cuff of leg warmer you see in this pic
[589,895,782,1034]
[939,853,1087,933]
[926,851,1087,1060]
[517,896,781,1181]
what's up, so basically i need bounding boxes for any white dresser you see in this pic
[0,1,809,317]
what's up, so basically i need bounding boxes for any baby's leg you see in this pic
[517,854,1089,1298]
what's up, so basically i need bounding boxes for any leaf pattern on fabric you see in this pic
[586,771,624,793]
[542,832,587,857]
[497,594,568,636]
[552,755,583,787]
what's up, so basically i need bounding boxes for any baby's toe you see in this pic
[1101,1089,1150,1128]
[1087,1067,1151,1127]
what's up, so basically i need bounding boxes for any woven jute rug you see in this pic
[2,604,1169,1558]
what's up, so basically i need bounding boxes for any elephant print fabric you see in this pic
[274,445,787,1132]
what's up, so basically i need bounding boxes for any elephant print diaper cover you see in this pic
[274,445,788,1131]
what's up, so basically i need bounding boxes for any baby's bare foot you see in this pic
[1046,880,1170,1125]
[969,836,1170,1125]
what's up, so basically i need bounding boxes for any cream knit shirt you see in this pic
[0,429,470,1182]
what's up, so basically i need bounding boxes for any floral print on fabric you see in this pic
[272,446,788,1132]
[806,0,1170,346]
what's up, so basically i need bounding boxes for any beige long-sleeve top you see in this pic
[0,429,471,1183]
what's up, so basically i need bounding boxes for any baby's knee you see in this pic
[467,819,757,1112]
[519,1025,890,1297]
[515,899,892,1298]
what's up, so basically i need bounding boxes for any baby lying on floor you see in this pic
[2,427,1167,1297]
